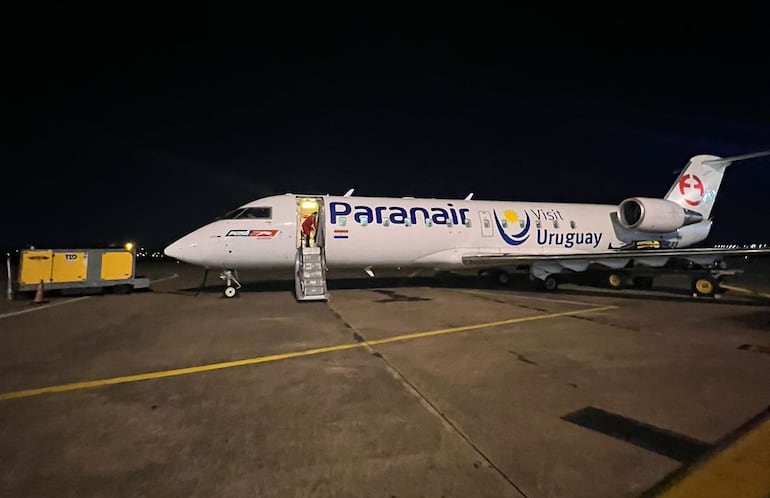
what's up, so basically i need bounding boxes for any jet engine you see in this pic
[618,197,703,232]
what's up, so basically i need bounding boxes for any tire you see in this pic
[607,272,626,290]
[223,286,239,298]
[692,276,717,297]
[543,275,559,292]
[113,284,133,295]
[495,270,510,286]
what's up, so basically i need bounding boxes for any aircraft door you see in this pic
[479,211,494,237]
[296,196,324,249]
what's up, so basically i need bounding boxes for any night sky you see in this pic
[4,8,770,250]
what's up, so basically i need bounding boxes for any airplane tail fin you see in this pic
[664,150,770,219]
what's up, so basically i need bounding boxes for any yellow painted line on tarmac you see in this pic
[452,288,605,307]
[0,297,91,320]
[364,305,616,346]
[0,342,361,401]
[0,304,617,402]
[653,415,770,498]
[720,284,770,300]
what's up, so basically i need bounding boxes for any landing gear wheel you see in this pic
[220,269,242,298]
[607,272,625,290]
[495,271,510,287]
[692,276,717,297]
[543,275,559,292]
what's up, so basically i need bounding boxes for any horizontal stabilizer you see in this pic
[702,150,770,166]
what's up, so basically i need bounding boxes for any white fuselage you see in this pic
[164,193,711,271]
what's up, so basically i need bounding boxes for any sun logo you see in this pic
[494,208,531,246]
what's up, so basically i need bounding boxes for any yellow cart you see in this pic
[17,248,150,295]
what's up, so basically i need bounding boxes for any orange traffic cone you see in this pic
[32,279,48,305]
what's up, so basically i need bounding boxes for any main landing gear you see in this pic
[220,269,242,298]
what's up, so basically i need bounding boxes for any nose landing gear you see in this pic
[220,269,242,298]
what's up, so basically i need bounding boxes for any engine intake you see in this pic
[618,197,703,232]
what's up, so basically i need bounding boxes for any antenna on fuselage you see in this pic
[344,189,355,197]
[464,193,474,200]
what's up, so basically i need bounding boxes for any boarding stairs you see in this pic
[295,246,328,301]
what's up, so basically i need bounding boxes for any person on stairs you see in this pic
[302,211,317,248]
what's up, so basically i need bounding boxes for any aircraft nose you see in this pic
[163,240,184,260]
[164,238,198,261]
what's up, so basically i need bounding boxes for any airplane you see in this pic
[164,150,770,300]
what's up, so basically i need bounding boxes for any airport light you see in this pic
[125,242,135,252]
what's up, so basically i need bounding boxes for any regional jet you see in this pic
[164,151,770,300]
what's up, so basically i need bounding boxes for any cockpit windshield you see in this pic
[215,207,272,221]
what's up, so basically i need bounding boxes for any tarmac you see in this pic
[1,258,769,497]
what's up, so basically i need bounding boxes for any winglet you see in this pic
[344,189,355,197]
[464,193,474,200]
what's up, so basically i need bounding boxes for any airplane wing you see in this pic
[461,247,770,265]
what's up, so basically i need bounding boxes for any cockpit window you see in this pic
[238,207,272,219]
[215,206,272,220]
[216,208,246,220]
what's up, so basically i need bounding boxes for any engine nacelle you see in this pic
[618,197,703,232]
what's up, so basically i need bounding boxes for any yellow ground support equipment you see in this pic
[17,248,150,295]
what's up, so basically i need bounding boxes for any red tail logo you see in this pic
[678,174,704,206]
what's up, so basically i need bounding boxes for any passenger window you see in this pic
[536,220,542,229]
[553,220,559,228]
[360,216,368,226]
[426,219,433,227]
[519,220,525,228]
[570,220,576,229]
[465,219,472,228]
[339,216,347,227]
[483,220,490,229]
[501,219,508,228]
